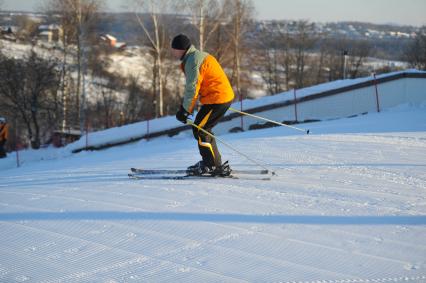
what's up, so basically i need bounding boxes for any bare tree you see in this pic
[184,0,226,52]
[255,23,286,95]
[320,38,348,81]
[317,37,372,81]
[95,85,118,129]
[255,22,280,95]
[346,39,372,78]
[224,0,254,100]
[313,33,327,84]
[0,0,3,49]
[15,15,40,41]
[292,20,317,88]
[278,24,294,90]
[209,20,231,63]
[123,75,145,123]
[46,0,103,131]
[132,0,171,117]
[0,51,61,149]
[405,26,426,70]
[259,48,284,95]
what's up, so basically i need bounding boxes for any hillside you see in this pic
[0,104,425,282]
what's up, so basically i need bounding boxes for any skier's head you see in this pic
[171,34,191,50]
[171,34,191,60]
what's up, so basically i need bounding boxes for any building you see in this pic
[38,24,63,43]
[100,34,127,50]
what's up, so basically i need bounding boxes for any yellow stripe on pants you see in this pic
[197,110,215,159]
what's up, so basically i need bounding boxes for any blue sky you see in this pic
[2,0,426,26]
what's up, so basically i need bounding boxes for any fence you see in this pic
[72,70,426,153]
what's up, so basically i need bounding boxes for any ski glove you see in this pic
[176,105,190,124]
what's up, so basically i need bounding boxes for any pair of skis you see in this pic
[128,167,271,181]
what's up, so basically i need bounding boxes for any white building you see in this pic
[38,24,63,43]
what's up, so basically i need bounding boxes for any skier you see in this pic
[171,34,234,176]
[0,117,9,158]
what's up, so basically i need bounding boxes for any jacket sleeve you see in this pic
[182,57,201,114]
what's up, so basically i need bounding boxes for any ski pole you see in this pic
[186,119,276,176]
[228,107,310,134]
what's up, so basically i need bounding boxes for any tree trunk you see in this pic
[199,0,204,51]
[30,108,41,149]
[76,34,81,126]
[232,0,242,98]
[61,35,68,132]
[152,12,163,117]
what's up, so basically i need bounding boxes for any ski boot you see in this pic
[211,161,232,177]
[186,161,214,176]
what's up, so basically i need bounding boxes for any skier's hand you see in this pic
[175,105,190,124]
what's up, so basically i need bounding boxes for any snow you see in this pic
[1,104,426,282]
[107,49,151,79]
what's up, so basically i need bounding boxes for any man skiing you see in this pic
[171,34,234,176]
[0,117,9,158]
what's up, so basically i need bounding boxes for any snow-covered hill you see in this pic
[0,105,426,282]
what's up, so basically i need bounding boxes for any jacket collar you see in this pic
[181,45,197,62]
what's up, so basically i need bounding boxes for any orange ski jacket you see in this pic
[180,45,234,113]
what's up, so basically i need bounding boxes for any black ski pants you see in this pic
[192,102,232,168]
[0,140,6,158]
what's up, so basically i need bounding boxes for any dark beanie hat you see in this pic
[171,34,191,50]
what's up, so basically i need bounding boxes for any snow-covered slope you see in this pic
[0,105,426,282]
